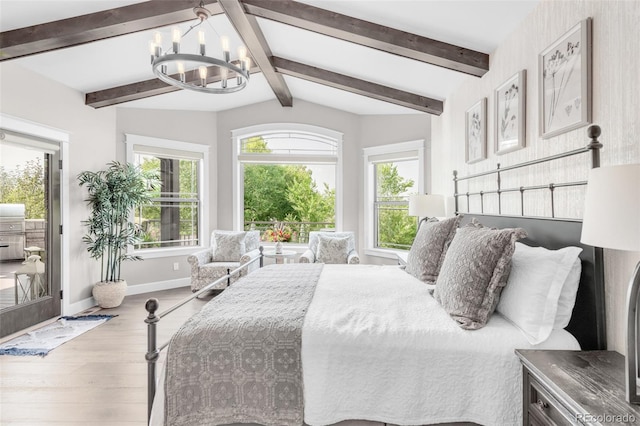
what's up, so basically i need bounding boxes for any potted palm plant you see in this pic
[78,161,158,308]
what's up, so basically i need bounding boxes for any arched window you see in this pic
[232,123,342,245]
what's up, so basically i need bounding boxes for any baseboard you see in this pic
[126,277,190,296]
[66,297,98,316]
[64,278,190,316]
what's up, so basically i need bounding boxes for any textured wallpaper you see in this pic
[431,0,640,353]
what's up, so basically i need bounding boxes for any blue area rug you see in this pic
[0,314,116,356]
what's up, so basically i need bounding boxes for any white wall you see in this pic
[431,0,640,353]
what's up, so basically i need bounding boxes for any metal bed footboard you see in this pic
[144,247,264,423]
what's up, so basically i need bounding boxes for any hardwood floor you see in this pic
[0,286,210,425]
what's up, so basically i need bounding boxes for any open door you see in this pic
[0,130,61,337]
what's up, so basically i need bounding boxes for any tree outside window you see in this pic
[239,132,338,243]
[374,161,418,250]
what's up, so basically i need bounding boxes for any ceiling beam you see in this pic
[217,0,293,107]
[242,0,489,78]
[272,57,443,115]
[86,64,261,108]
[0,0,222,61]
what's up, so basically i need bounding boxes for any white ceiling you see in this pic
[0,0,540,115]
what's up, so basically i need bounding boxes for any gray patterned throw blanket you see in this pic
[164,263,324,426]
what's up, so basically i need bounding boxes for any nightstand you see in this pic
[515,350,640,425]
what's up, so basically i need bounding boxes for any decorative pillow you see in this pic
[554,257,582,329]
[244,231,260,252]
[405,215,462,283]
[309,232,354,255]
[496,242,583,344]
[316,235,350,264]
[211,231,246,262]
[433,220,527,330]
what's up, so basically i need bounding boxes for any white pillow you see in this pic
[496,242,582,344]
[554,257,582,329]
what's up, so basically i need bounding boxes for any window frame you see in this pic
[363,140,425,259]
[232,123,343,241]
[125,133,209,259]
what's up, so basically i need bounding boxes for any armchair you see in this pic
[299,231,359,264]
[187,230,261,292]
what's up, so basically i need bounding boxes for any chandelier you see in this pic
[148,2,250,94]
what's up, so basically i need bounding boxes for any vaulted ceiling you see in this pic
[0,0,539,115]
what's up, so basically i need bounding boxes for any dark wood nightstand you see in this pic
[515,350,640,425]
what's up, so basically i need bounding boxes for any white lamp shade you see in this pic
[408,194,445,218]
[581,164,640,252]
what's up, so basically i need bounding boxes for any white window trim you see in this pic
[125,134,209,259]
[363,140,425,258]
[231,123,343,232]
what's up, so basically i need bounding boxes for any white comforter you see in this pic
[301,265,580,426]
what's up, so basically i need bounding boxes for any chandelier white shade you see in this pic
[408,194,445,218]
[149,3,250,94]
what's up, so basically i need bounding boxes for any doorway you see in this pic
[0,130,62,337]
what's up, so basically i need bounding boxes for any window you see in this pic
[363,140,425,256]
[125,134,209,257]
[232,124,342,243]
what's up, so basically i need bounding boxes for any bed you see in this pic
[145,126,606,426]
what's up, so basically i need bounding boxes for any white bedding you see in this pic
[152,263,580,426]
[301,264,580,426]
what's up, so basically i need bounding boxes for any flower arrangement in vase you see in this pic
[262,221,295,254]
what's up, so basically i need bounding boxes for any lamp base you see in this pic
[626,260,640,404]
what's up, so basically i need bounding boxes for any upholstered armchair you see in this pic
[299,231,360,264]
[187,230,261,292]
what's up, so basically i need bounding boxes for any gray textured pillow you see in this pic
[211,231,246,262]
[405,215,462,283]
[433,220,527,330]
[316,235,350,264]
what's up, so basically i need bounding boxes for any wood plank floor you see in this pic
[0,286,210,425]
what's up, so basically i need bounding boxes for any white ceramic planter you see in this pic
[92,280,127,308]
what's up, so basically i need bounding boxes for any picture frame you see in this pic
[495,70,526,155]
[465,98,487,164]
[539,18,592,139]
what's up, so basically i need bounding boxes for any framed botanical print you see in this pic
[539,18,592,139]
[495,70,526,155]
[465,98,487,164]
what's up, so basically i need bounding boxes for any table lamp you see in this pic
[408,194,446,226]
[581,163,640,404]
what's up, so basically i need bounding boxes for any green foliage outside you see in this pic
[376,163,418,250]
[0,158,46,219]
[242,137,417,248]
[0,140,418,252]
[137,157,199,248]
[242,136,335,242]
